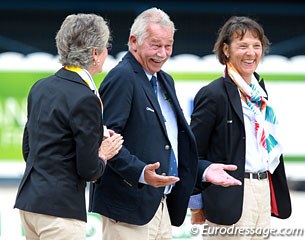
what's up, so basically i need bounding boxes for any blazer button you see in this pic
[161,173,167,176]
[165,145,170,150]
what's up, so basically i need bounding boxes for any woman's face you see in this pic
[224,31,263,83]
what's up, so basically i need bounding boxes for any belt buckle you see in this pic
[257,172,261,180]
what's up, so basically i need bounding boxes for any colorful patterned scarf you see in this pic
[227,62,282,173]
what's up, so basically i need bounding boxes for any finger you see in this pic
[103,137,113,144]
[115,138,124,147]
[222,164,238,171]
[150,176,180,188]
[223,176,242,186]
[228,178,242,186]
[114,138,124,147]
[110,139,122,151]
[162,176,179,183]
[110,134,121,141]
[156,176,180,186]
[111,132,121,138]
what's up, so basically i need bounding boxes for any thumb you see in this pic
[147,162,160,171]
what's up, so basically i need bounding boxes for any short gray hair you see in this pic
[128,7,176,49]
[56,13,110,69]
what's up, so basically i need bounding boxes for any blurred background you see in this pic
[0,1,305,239]
[1,0,305,57]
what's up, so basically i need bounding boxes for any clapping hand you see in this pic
[99,129,123,162]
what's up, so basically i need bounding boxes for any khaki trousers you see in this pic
[205,178,271,240]
[19,210,86,240]
[101,196,172,240]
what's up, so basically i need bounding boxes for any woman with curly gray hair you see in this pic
[14,13,123,240]
[56,13,111,74]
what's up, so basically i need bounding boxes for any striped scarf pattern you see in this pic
[227,63,282,173]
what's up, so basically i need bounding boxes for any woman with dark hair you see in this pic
[189,16,291,239]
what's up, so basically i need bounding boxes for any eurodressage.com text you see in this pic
[190,224,304,239]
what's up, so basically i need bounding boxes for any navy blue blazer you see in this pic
[14,68,105,222]
[89,52,199,226]
[191,71,291,225]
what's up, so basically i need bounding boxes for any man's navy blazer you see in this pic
[89,52,200,226]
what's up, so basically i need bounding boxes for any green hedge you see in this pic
[1,71,305,162]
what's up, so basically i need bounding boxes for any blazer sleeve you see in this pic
[191,86,216,189]
[22,123,29,161]
[191,86,217,160]
[70,94,105,181]
[22,88,33,162]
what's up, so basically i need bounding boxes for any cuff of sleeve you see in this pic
[139,166,148,184]
[202,164,213,182]
[188,193,203,209]
[98,156,107,167]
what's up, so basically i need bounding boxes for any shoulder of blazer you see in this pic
[199,76,227,96]
[104,52,149,88]
[158,69,173,79]
[119,51,144,75]
[54,67,87,87]
[158,70,174,83]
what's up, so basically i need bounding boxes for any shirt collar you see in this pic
[144,69,157,81]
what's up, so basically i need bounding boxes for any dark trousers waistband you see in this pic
[244,171,268,180]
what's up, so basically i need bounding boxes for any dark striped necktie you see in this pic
[150,75,158,96]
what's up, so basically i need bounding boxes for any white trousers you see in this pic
[19,210,86,240]
[101,196,172,240]
[205,178,271,240]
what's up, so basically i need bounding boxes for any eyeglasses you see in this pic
[106,43,112,52]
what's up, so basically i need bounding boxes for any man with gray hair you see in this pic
[89,7,240,240]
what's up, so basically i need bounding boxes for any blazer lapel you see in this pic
[224,75,244,124]
[126,52,168,133]
[157,73,182,119]
[141,77,167,133]
[224,71,266,125]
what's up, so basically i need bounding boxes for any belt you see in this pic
[244,171,268,180]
